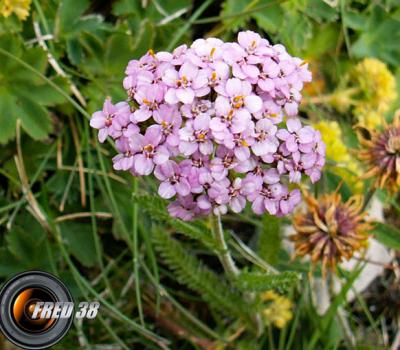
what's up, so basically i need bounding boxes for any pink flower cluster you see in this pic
[90,31,325,221]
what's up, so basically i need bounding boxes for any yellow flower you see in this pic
[352,58,397,114]
[261,291,293,329]
[0,0,32,20]
[313,121,362,191]
[353,106,383,129]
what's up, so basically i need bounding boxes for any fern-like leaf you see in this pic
[132,194,215,248]
[152,227,254,322]
[236,271,300,293]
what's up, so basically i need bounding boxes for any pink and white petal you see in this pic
[90,114,105,128]
[153,146,170,164]
[230,197,243,213]
[251,141,269,156]
[179,141,198,156]
[166,134,180,147]
[195,86,210,97]
[98,128,108,143]
[244,95,263,113]
[132,108,152,122]
[164,88,179,104]
[232,64,246,79]
[194,113,211,130]
[134,155,154,175]
[137,71,154,86]
[264,199,278,215]
[192,74,208,89]
[210,117,226,132]
[176,88,195,104]
[258,78,275,92]
[176,179,191,196]
[252,197,265,215]
[158,182,176,199]
[285,102,298,116]
[214,61,230,79]
[199,141,213,155]
[197,195,211,209]
[180,62,198,79]
[225,78,243,96]
[120,157,133,171]
[298,126,315,144]
[215,96,230,116]
[263,169,280,184]
[234,146,250,161]
[286,118,302,133]
[103,99,115,115]
[242,64,260,78]
[162,69,179,86]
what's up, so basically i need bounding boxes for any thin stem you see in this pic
[362,188,376,211]
[210,213,240,277]
[132,178,145,325]
[166,0,214,51]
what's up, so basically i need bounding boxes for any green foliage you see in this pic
[351,5,400,65]
[371,222,400,250]
[152,227,254,321]
[258,214,281,265]
[132,194,216,248]
[236,271,300,293]
[0,35,68,143]
[0,213,52,277]
[59,221,98,267]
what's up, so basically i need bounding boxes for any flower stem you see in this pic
[362,188,376,211]
[210,213,240,277]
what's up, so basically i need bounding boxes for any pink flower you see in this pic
[130,126,170,175]
[209,178,246,213]
[210,146,238,181]
[154,161,191,199]
[251,119,279,156]
[113,137,134,171]
[152,105,182,147]
[167,195,197,221]
[277,118,316,153]
[179,114,213,156]
[188,38,224,67]
[90,99,130,142]
[90,30,325,220]
[162,62,209,104]
[132,84,165,122]
[180,99,214,119]
[216,78,262,116]
[247,182,287,215]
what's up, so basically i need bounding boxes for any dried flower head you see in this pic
[358,113,400,194]
[291,191,370,276]
[0,0,31,20]
[90,31,326,220]
[261,291,293,328]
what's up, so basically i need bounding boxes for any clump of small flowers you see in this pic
[261,291,293,328]
[90,31,326,220]
[0,0,31,20]
[328,58,397,128]
[352,58,397,115]
[291,191,371,276]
